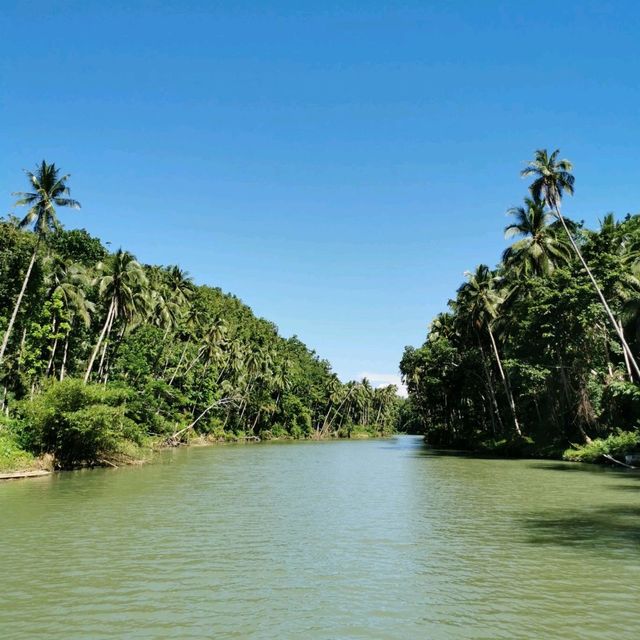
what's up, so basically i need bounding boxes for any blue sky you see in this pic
[1,1,640,387]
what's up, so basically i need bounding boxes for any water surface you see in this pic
[1,436,639,638]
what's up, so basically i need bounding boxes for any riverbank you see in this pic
[0,427,393,478]
[431,431,640,468]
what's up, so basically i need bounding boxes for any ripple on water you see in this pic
[1,436,639,639]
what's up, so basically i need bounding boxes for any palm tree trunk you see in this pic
[96,308,117,381]
[169,397,234,442]
[167,343,190,385]
[617,318,634,381]
[45,317,59,377]
[555,207,640,379]
[215,354,233,384]
[238,380,254,423]
[60,330,70,381]
[477,337,505,435]
[102,323,127,382]
[181,346,205,379]
[46,337,59,378]
[323,386,356,436]
[84,297,116,383]
[250,410,261,435]
[320,403,333,435]
[0,243,39,367]
[487,325,522,436]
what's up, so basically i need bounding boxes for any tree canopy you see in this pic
[401,150,640,457]
[0,161,402,470]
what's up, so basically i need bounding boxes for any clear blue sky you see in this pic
[2,1,639,387]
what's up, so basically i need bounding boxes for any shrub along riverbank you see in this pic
[0,161,404,472]
[401,149,640,466]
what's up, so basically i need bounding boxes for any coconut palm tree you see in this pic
[502,198,571,277]
[0,161,81,367]
[145,266,184,337]
[84,250,148,382]
[43,258,93,377]
[166,265,194,307]
[457,265,522,436]
[428,312,457,343]
[522,149,640,378]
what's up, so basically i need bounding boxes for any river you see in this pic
[1,435,638,638]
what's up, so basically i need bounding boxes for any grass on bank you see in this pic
[0,424,39,472]
[563,431,640,464]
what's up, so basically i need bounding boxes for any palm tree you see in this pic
[428,312,457,343]
[43,258,93,377]
[502,198,571,277]
[0,161,80,367]
[166,266,194,307]
[84,250,148,382]
[522,149,640,378]
[458,265,522,436]
[146,266,184,337]
[323,381,357,436]
[176,317,228,384]
[320,374,342,434]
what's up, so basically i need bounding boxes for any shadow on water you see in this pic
[530,461,621,473]
[523,505,640,549]
[611,483,640,491]
[408,447,536,461]
[530,461,640,480]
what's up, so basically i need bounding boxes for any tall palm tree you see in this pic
[84,250,148,382]
[0,161,80,366]
[502,197,571,277]
[458,265,522,436]
[522,149,640,378]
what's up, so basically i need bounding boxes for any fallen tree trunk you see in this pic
[166,397,237,445]
[602,453,636,469]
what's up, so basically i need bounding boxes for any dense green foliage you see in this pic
[14,379,146,468]
[0,162,401,469]
[401,150,640,461]
[563,431,640,463]
[0,417,36,472]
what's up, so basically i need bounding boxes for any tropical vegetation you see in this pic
[0,161,402,471]
[401,149,640,463]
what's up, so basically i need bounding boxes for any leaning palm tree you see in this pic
[457,265,522,436]
[0,161,80,366]
[522,149,640,378]
[502,197,571,277]
[84,249,148,382]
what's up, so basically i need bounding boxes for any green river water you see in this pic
[1,435,639,639]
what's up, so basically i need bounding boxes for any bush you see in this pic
[262,423,287,440]
[16,378,146,468]
[0,420,36,471]
[281,395,312,438]
[563,431,640,463]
